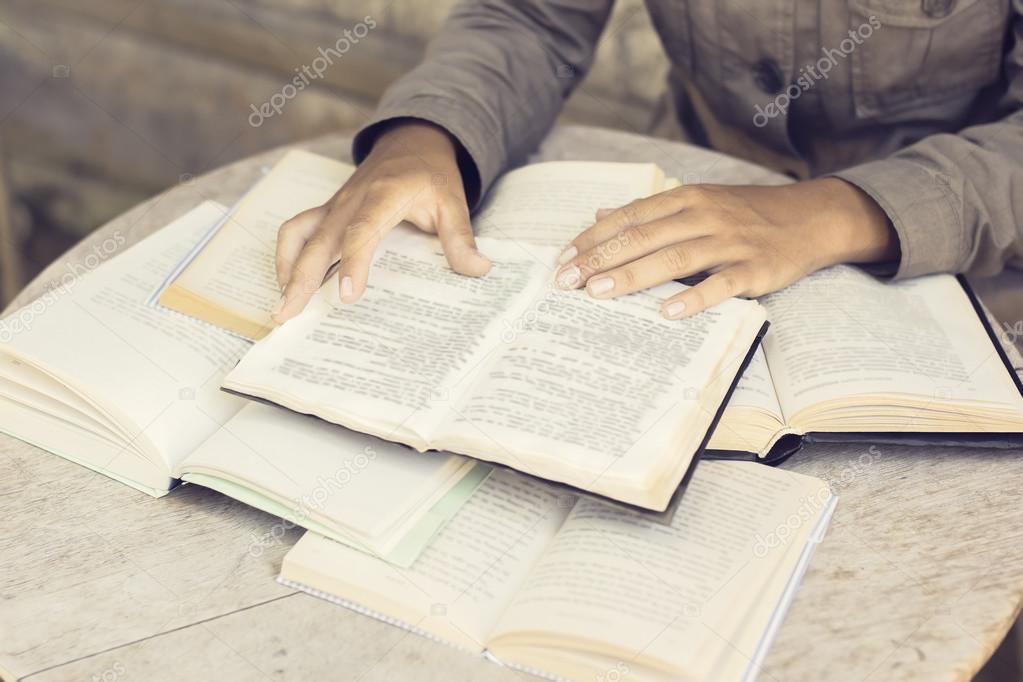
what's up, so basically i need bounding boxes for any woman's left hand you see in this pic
[554,177,899,319]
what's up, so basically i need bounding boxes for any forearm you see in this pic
[832,113,1023,279]
[353,0,615,207]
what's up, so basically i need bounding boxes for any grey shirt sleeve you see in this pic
[352,0,615,207]
[832,4,1023,279]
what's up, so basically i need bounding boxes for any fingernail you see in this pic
[340,276,354,301]
[557,245,577,265]
[586,277,614,296]
[556,265,582,289]
[271,294,286,317]
[664,301,687,319]
[596,208,612,219]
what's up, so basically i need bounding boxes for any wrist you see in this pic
[373,119,459,161]
[806,177,900,269]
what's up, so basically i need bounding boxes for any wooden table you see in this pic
[2,126,1023,682]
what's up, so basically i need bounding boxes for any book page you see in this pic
[177,401,476,559]
[473,161,664,249]
[280,469,573,651]
[0,202,250,472]
[160,150,355,338]
[487,460,832,676]
[223,229,555,448]
[761,266,1023,420]
[721,346,783,417]
[708,347,787,454]
[436,282,766,503]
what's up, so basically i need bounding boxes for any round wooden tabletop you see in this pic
[2,125,1022,682]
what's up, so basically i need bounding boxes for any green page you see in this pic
[0,425,173,497]
[183,462,492,567]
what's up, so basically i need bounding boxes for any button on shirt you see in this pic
[354,0,1023,279]
[753,58,786,95]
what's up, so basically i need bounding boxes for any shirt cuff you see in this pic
[351,96,502,210]
[830,158,965,279]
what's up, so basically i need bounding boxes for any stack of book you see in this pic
[2,149,1022,680]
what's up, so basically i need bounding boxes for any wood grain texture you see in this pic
[2,127,1022,682]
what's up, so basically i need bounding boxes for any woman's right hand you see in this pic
[272,121,491,324]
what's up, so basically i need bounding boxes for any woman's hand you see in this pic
[554,178,899,319]
[272,121,491,324]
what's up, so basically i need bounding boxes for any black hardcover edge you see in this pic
[957,274,1023,397]
[690,320,773,465]
[703,434,805,466]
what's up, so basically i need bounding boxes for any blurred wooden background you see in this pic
[0,0,668,305]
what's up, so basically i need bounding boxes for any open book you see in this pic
[158,150,677,340]
[159,151,767,511]
[0,202,488,564]
[707,266,1023,459]
[280,461,836,682]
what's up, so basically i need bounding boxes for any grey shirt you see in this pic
[353,0,1023,279]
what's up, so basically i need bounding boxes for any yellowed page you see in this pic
[487,460,832,678]
[709,347,786,453]
[161,150,355,338]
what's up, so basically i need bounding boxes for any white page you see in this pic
[725,346,783,418]
[473,161,663,249]
[224,228,554,446]
[178,402,470,542]
[761,266,1023,418]
[0,202,250,471]
[281,469,572,649]
[439,283,766,487]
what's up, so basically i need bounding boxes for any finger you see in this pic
[582,238,733,300]
[337,191,413,303]
[594,207,616,220]
[435,198,491,277]
[559,191,690,264]
[273,205,351,323]
[661,267,752,320]
[555,213,714,289]
[276,205,328,287]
